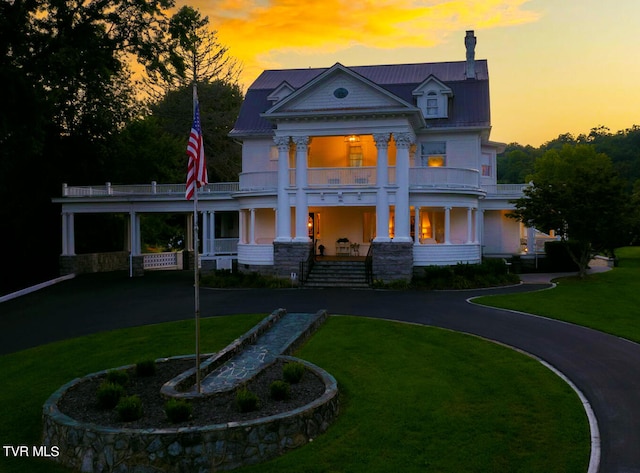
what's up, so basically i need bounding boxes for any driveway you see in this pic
[1,269,637,472]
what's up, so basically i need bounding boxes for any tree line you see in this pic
[0,0,242,294]
[502,126,640,276]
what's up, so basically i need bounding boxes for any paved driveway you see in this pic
[2,270,638,472]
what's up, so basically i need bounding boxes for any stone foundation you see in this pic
[273,241,313,279]
[371,241,414,283]
[42,355,339,473]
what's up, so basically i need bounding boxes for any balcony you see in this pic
[238,166,485,191]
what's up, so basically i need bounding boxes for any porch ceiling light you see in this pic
[344,135,360,143]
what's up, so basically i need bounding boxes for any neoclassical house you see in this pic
[54,31,535,283]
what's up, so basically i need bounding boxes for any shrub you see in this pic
[96,381,125,409]
[235,388,260,413]
[270,380,290,401]
[116,395,143,422]
[105,369,129,386]
[164,398,192,423]
[135,359,156,377]
[283,362,305,384]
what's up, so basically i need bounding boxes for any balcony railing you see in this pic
[482,184,529,196]
[410,167,479,189]
[62,182,239,197]
[307,167,376,186]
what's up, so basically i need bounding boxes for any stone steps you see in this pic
[304,260,370,288]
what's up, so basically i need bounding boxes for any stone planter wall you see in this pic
[42,356,339,473]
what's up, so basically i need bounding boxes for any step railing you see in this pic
[364,245,374,286]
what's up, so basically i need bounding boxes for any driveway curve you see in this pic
[2,270,639,472]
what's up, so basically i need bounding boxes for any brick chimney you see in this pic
[465,30,476,80]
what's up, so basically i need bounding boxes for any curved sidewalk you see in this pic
[1,269,637,471]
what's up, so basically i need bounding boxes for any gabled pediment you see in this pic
[267,81,296,104]
[263,63,418,118]
[412,75,453,119]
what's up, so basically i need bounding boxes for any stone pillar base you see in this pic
[371,241,413,283]
[273,241,313,280]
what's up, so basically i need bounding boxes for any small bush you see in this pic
[135,359,156,377]
[106,369,129,386]
[164,398,192,423]
[116,395,143,422]
[283,362,305,384]
[96,381,125,409]
[270,380,290,401]
[235,388,260,413]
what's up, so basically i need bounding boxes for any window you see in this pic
[421,142,446,167]
[346,135,363,167]
[481,153,492,177]
[426,91,438,116]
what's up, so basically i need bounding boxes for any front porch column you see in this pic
[202,211,209,255]
[444,206,451,244]
[478,209,485,251]
[249,208,256,244]
[209,211,216,255]
[274,136,292,242]
[393,132,414,242]
[373,133,391,242]
[238,210,246,244]
[293,136,310,242]
[466,207,474,244]
[61,212,75,255]
[475,207,481,243]
[527,225,536,253]
[129,211,141,255]
[185,214,193,251]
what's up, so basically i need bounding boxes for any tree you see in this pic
[509,144,631,277]
[0,0,178,292]
[143,6,242,100]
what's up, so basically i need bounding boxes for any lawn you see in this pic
[475,246,640,343]
[0,315,588,472]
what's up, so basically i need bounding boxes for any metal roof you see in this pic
[230,60,490,137]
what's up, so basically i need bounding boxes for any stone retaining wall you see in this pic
[42,356,339,473]
[60,252,142,276]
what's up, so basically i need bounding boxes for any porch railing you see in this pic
[62,182,239,197]
[205,238,238,255]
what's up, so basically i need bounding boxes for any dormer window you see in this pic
[412,75,453,119]
[426,91,438,117]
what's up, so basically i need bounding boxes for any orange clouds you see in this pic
[180,0,539,85]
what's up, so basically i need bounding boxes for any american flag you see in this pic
[185,99,208,200]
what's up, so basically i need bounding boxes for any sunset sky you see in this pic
[179,0,640,146]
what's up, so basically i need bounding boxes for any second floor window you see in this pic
[421,142,446,167]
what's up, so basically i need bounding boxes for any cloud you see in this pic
[181,0,540,84]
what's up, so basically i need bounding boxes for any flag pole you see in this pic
[192,83,202,395]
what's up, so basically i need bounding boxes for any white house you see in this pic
[54,31,536,283]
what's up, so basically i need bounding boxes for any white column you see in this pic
[274,136,292,242]
[202,211,209,255]
[61,212,75,255]
[209,211,216,255]
[414,206,421,245]
[467,207,474,244]
[238,210,245,244]
[250,208,256,244]
[527,225,536,253]
[478,209,485,249]
[186,214,194,251]
[373,133,391,242]
[293,136,310,242]
[130,211,141,256]
[393,132,414,242]
[444,207,451,245]
[475,208,481,243]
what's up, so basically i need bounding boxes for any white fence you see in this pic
[143,252,183,270]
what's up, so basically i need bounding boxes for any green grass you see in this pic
[0,315,588,472]
[475,247,640,343]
